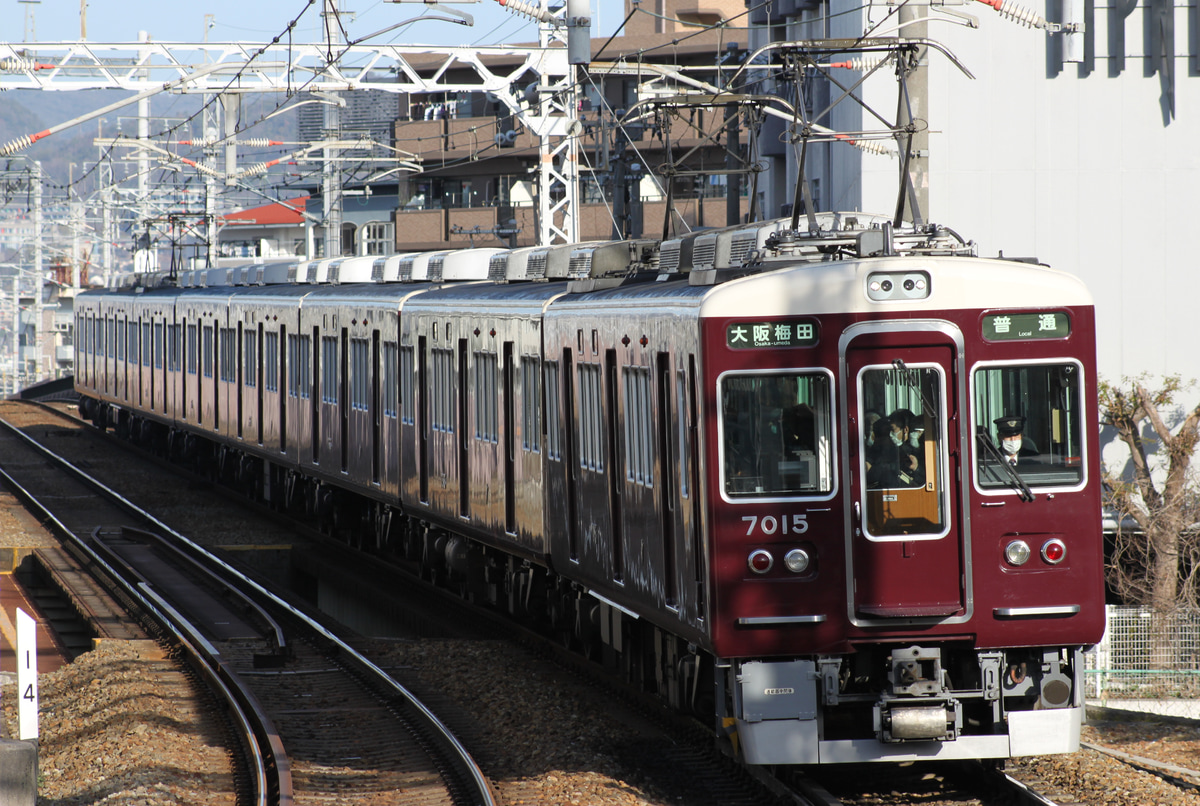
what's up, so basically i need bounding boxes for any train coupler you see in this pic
[874,698,962,742]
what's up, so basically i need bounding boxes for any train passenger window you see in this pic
[382,342,398,418]
[973,362,1085,490]
[400,345,415,424]
[859,365,948,537]
[169,325,181,372]
[677,370,690,499]
[720,371,834,498]
[186,325,198,375]
[623,366,653,487]
[431,347,455,433]
[350,338,369,411]
[473,351,499,442]
[522,356,541,453]
[297,335,311,399]
[153,323,164,370]
[202,326,214,379]
[220,329,236,382]
[578,363,604,472]
[544,361,561,460]
[244,330,257,388]
[264,332,279,393]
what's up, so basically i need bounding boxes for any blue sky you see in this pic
[2,0,617,48]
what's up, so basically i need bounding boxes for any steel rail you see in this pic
[0,412,499,806]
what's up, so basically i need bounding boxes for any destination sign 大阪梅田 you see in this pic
[726,320,819,349]
[982,312,1070,341]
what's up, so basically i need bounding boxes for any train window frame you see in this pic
[522,355,541,454]
[244,329,257,388]
[186,324,198,376]
[716,367,838,504]
[153,322,164,371]
[351,338,370,412]
[622,365,654,488]
[400,344,415,425]
[202,324,214,380]
[141,322,151,367]
[431,347,455,433]
[382,341,399,419]
[857,362,952,542]
[577,362,604,472]
[220,328,237,383]
[969,358,1088,496]
[473,350,499,443]
[321,336,339,405]
[544,360,561,461]
[264,331,279,393]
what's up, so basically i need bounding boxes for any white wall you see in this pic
[849,2,1200,386]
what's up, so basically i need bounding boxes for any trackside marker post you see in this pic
[16,608,38,741]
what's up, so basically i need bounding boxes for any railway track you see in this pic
[0,404,498,806]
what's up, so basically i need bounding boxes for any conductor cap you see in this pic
[994,415,1025,437]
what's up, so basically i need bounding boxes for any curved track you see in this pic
[0,405,498,806]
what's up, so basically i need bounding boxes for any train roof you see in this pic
[696,254,1093,318]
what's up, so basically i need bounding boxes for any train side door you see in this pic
[842,324,969,623]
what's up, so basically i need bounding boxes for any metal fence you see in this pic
[1084,605,1200,718]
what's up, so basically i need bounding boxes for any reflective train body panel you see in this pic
[74,218,1105,765]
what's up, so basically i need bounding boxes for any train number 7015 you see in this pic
[742,514,808,537]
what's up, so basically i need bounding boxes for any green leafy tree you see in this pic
[1099,376,1200,612]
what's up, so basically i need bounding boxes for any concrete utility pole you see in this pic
[134,30,155,273]
[322,0,344,259]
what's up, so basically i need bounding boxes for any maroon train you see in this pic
[74,213,1105,764]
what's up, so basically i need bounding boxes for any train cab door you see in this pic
[841,323,969,623]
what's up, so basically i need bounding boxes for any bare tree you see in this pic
[1099,376,1200,612]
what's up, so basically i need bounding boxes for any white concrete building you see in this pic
[750,0,1199,386]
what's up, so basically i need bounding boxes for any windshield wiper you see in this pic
[975,431,1034,502]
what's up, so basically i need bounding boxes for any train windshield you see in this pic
[859,364,949,538]
[720,371,834,498]
[973,362,1085,490]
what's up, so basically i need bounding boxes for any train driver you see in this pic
[994,415,1040,466]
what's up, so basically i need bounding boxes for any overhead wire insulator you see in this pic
[0,58,56,72]
[0,134,34,156]
[178,137,219,147]
[179,157,222,178]
[824,55,891,72]
[0,129,50,156]
[238,159,283,178]
[495,0,555,24]
[834,133,895,157]
[238,139,285,148]
[975,0,1050,28]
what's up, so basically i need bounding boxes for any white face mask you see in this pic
[909,433,922,448]
[1002,437,1022,456]
[889,431,904,447]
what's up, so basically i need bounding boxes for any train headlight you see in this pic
[1004,539,1031,566]
[784,548,811,574]
[1041,538,1066,565]
[748,550,774,574]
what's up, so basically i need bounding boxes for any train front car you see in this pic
[705,249,1105,764]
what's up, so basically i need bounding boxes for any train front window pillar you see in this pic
[719,371,834,499]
